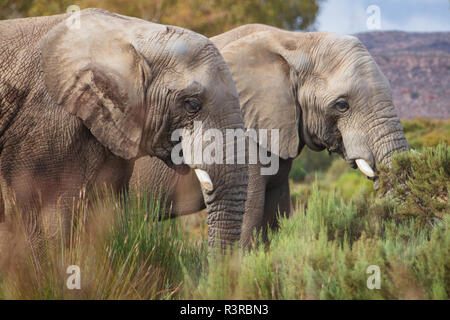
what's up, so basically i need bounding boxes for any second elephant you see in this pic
[130,24,410,247]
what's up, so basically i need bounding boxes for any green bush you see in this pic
[290,119,449,205]
[184,144,449,300]
[184,183,448,299]
[402,119,450,149]
[378,142,449,224]
[291,158,374,206]
[289,148,337,182]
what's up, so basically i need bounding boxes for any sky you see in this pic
[316,0,450,34]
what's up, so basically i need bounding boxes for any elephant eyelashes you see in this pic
[184,99,202,114]
[334,100,349,113]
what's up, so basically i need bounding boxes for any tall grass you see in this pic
[0,189,206,299]
[0,136,448,300]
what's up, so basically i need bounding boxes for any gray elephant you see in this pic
[131,24,410,247]
[0,9,248,249]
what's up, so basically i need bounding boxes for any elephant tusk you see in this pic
[194,169,214,191]
[355,159,376,178]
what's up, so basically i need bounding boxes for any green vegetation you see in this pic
[402,118,450,149]
[0,119,448,299]
[184,142,449,300]
[289,148,338,182]
[0,190,205,299]
[188,190,448,299]
[378,142,449,224]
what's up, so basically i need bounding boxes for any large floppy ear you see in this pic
[219,30,302,160]
[40,11,152,159]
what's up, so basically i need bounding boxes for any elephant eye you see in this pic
[184,99,201,114]
[334,100,349,113]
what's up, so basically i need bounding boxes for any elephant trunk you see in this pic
[184,119,248,249]
[204,165,248,248]
[369,106,410,167]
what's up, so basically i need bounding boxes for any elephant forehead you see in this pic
[170,38,189,57]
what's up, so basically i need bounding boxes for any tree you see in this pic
[0,0,34,19]
[0,0,323,36]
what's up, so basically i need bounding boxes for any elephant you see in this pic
[0,9,248,249]
[130,24,410,247]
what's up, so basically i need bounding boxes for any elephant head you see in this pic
[214,24,410,177]
[39,9,247,248]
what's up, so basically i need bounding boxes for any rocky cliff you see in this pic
[356,31,449,119]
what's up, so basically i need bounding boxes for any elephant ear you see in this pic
[40,11,152,160]
[219,31,302,160]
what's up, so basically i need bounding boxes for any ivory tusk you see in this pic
[355,159,376,178]
[194,169,214,191]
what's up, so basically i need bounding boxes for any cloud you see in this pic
[317,0,450,34]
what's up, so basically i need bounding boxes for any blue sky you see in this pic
[316,0,450,34]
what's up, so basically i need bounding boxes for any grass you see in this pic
[0,189,205,299]
[0,119,448,300]
[182,172,448,299]
[402,118,450,149]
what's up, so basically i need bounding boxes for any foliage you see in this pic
[291,120,449,210]
[1,143,448,299]
[0,0,322,36]
[290,157,375,206]
[402,118,450,149]
[0,0,34,19]
[184,184,448,300]
[289,148,337,182]
[0,189,204,299]
[378,142,449,224]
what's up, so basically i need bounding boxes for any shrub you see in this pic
[184,182,447,300]
[184,143,449,300]
[402,119,450,149]
[289,148,337,182]
[378,142,449,224]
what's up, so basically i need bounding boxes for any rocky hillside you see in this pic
[356,31,449,119]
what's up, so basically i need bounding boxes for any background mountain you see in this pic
[356,31,450,119]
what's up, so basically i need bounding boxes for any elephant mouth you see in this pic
[348,158,378,180]
[346,158,358,169]
[327,140,378,180]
